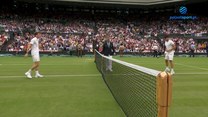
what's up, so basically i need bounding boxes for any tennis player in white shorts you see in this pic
[164,35,176,75]
[25,32,43,79]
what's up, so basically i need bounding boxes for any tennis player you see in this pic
[164,35,176,75]
[24,32,43,78]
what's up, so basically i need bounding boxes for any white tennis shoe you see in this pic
[35,74,44,78]
[25,72,32,79]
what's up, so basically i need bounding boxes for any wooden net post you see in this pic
[156,72,172,117]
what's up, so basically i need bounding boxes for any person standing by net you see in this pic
[164,35,176,75]
[102,35,115,71]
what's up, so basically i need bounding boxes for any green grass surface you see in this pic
[0,56,208,117]
[0,56,125,117]
[116,56,208,117]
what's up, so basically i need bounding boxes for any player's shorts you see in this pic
[165,52,174,60]
[32,53,40,62]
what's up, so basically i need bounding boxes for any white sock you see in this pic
[27,69,31,73]
[35,71,39,75]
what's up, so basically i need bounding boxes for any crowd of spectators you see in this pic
[0,33,9,50]
[1,11,208,54]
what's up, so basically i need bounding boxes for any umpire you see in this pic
[102,35,115,71]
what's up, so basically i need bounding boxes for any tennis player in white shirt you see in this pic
[25,32,43,78]
[164,35,176,75]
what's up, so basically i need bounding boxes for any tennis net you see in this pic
[95,50,172,117]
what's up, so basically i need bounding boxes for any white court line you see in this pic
[0,72,207,79]
[0,63,88,66]
[0,64,28,66]
[176,63,208,71]
[109,73,208,76]
[176,72,208,75]
[0,74,101,78]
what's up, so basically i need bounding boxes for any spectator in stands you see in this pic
[189,42,196,57]
[152,42,159,58]
[206,42,208,57]
[119,43,125,57]
[98,41,103,53]
[77,42,83,57]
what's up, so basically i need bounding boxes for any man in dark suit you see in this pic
[102,36,115,71]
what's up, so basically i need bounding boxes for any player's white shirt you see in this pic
[30,37,39,55]
[165,39,175,53]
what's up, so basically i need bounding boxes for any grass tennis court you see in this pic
[0,56,208,117]
[117,56,208,117]
[0,56,125,117]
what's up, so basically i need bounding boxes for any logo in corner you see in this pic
[169,6,197,20]
[179,6,187,15]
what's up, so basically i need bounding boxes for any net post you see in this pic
[156,71,172,117]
